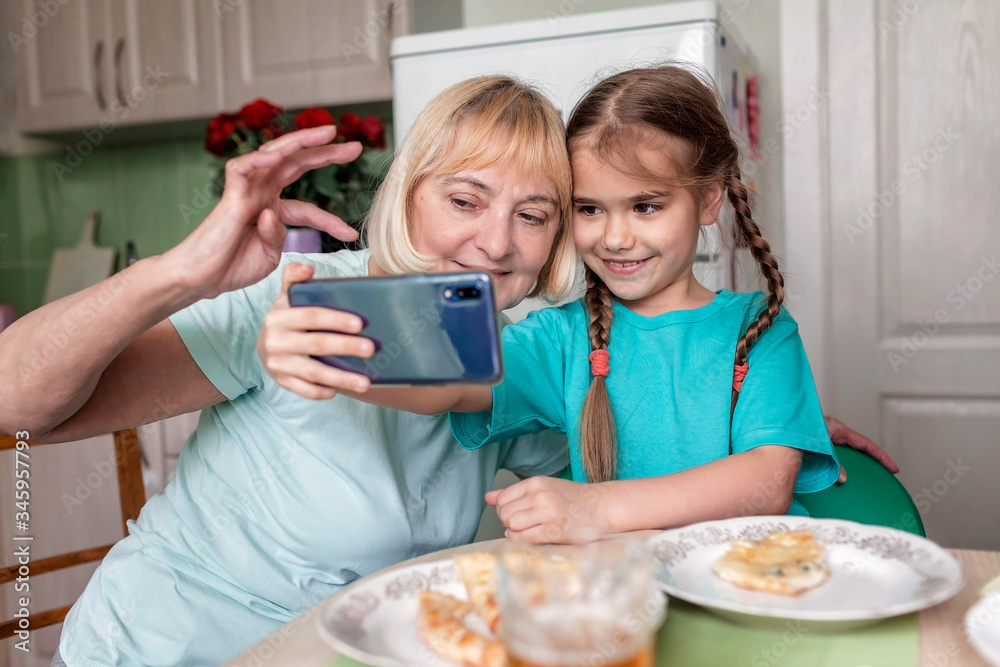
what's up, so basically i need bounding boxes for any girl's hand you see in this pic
[257,263,373,400]
[165,126,363,300]
[486,477,615,544]
[824,415,900,483]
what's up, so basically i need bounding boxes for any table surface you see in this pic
[225,535,1000,667]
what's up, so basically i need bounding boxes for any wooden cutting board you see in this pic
[44,211,117,304]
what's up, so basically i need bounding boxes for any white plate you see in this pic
[648,516,964,631]
[318,559,474,667]
[966,592,1000,666]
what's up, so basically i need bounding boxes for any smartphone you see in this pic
[288,272,503,385]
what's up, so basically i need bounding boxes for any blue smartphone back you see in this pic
[288,272,503,385]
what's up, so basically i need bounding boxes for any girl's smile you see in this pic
[571,145,724,317]
[602,257,650,274]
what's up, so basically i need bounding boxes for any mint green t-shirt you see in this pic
[59,250,568,667]
[451,290,839,504]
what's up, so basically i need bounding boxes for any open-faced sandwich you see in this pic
[417,552,505,667]
[416,550,580,667]
[712,529,829,596]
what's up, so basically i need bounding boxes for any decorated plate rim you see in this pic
[317,558,463,667]
[646,516,964,622]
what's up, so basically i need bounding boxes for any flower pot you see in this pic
[283,228,322,254]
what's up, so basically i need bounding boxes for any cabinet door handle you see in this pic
[94,40,106,111]
[114,38,127,107]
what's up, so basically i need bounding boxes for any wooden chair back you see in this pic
[0,428,145,639]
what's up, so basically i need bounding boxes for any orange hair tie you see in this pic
[589,349,610,378]
[732,362,749,392]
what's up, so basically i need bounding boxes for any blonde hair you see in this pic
[364,76,577,301]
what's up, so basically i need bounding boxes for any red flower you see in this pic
[238,98,283,131]
[205,112,239,157]
[337,112,363,142]
[295,107,334,130]
[360,116,386,150]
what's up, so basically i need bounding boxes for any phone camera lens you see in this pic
[455,286,481,300]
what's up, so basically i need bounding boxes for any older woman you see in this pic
[0,77,575,667]
[0,76,889,666]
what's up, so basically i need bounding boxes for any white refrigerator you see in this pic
[391,0,760,319]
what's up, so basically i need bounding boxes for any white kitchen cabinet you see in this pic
[106,0,224,125]
[15,0,408,134]
[220,0,409,109]
[15,0,109,132]
[16,0,221,132]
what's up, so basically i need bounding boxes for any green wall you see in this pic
[0,139,217,317]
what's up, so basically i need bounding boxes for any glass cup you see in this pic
[497,539,667,667]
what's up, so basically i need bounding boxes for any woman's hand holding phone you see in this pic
[258,263,374,400]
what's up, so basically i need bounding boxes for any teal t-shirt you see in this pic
[59,250,568,667]
[451,290,839,504]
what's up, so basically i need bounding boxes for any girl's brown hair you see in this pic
[567,65,785,483]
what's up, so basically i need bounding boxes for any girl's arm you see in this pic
[260,263,493,415]
[344,384,492,414]
[600,445,801,532]
[490,445,801,544]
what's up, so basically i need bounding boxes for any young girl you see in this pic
[284,65,840,543]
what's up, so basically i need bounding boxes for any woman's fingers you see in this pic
[273,355,371,394]
[267,303,365,337]
[273,143,364,187]
[260,262,372,398]
[258,125,339,155]
[279,199,359,242]
[222,129,359,206]
[825,415,900,473]
[222,148,284,199]
[278,376,340,401]
[256,207,287,252]
[277,263,315,307]
[276,331,374,358]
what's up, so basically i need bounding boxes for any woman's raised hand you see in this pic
[165,126,363,300]
[257,263,374,400]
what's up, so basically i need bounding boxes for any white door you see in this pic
[221,0,408,110]
[107,0,224,124]
[15,0,110,133]
[827,0,1000,550]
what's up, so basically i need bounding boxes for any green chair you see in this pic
[794,445,925,536]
